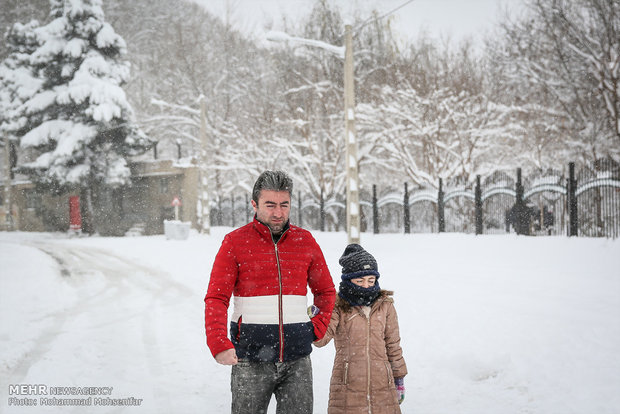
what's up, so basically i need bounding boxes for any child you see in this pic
[314,244,408,414]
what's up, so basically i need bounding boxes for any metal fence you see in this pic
[211,159,620,238]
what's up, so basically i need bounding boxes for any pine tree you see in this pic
[0,20,42,154]
[14,0,152,233]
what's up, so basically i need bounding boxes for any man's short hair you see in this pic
[252,170,293,203]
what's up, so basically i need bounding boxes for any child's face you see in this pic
[350,276,376,288]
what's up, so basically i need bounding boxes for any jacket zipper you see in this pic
[272,228,287,363]
[275,243,284,362]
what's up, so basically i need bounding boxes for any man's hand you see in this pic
[215,348,238,365]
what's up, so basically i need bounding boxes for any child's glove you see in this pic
[307,305,319,318]
[394,377,405,404]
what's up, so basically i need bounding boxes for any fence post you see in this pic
[512,168,530,235]
[403,182,410,234]
[372,184,379,234]
[568,162,578,236]
[298,191,302,228]
[320,189,325,232]
[438,178,445,233]
[475,175,483,235]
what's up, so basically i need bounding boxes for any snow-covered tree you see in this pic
[117,0,280,195]
[13,0,151,233]
[0,0,48,59]
[262,0,353,229]
[0,20,42,151]
[357,84,518,188]
[491,0,620,165]
[265,0,405,222]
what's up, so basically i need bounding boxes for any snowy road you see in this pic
[1,234,222,413]
[1,230,619,414]
[29,242,193,409]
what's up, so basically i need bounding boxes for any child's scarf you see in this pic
[338,280,381,307]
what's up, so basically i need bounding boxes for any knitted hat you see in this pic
[339,244,380,280]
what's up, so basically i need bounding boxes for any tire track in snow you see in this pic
[7,241,194,412]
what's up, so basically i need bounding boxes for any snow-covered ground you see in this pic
[1,229,619,414]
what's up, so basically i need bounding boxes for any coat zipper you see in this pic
[366,310,371,414]
[274,243,284,362]
[272,229,287,363]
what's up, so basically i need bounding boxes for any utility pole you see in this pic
[198,95,210,234]
[344,24,360,244]
[266,26,361,243]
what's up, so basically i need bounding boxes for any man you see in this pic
[204,170,336,414]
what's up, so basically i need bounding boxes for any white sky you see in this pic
[192,0,528,47]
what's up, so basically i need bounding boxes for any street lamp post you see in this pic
[343,25,360,244]
[266,25,361,244]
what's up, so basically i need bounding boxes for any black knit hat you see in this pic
[339,244,380,280]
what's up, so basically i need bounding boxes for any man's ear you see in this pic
[251,199,258,213]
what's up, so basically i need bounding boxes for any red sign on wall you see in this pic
[69,196,82,232]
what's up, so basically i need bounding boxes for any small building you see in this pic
[1,158,199,236]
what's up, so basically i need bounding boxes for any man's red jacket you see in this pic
[204,218,336,362]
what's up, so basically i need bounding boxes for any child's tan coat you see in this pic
[315,292,408,414]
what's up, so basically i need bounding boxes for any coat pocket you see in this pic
[385,361,393,385]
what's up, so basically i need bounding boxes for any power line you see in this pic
[352,0,417,36]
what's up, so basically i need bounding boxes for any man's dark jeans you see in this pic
[231,355,313,414]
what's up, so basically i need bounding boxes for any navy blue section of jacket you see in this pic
[230,321,315,362]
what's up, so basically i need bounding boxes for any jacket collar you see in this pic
[252,216,290,243]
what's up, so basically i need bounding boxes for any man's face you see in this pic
[252,190,291,235]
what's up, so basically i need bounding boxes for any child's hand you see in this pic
[307,305,319,318]
[395,377,405,404]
